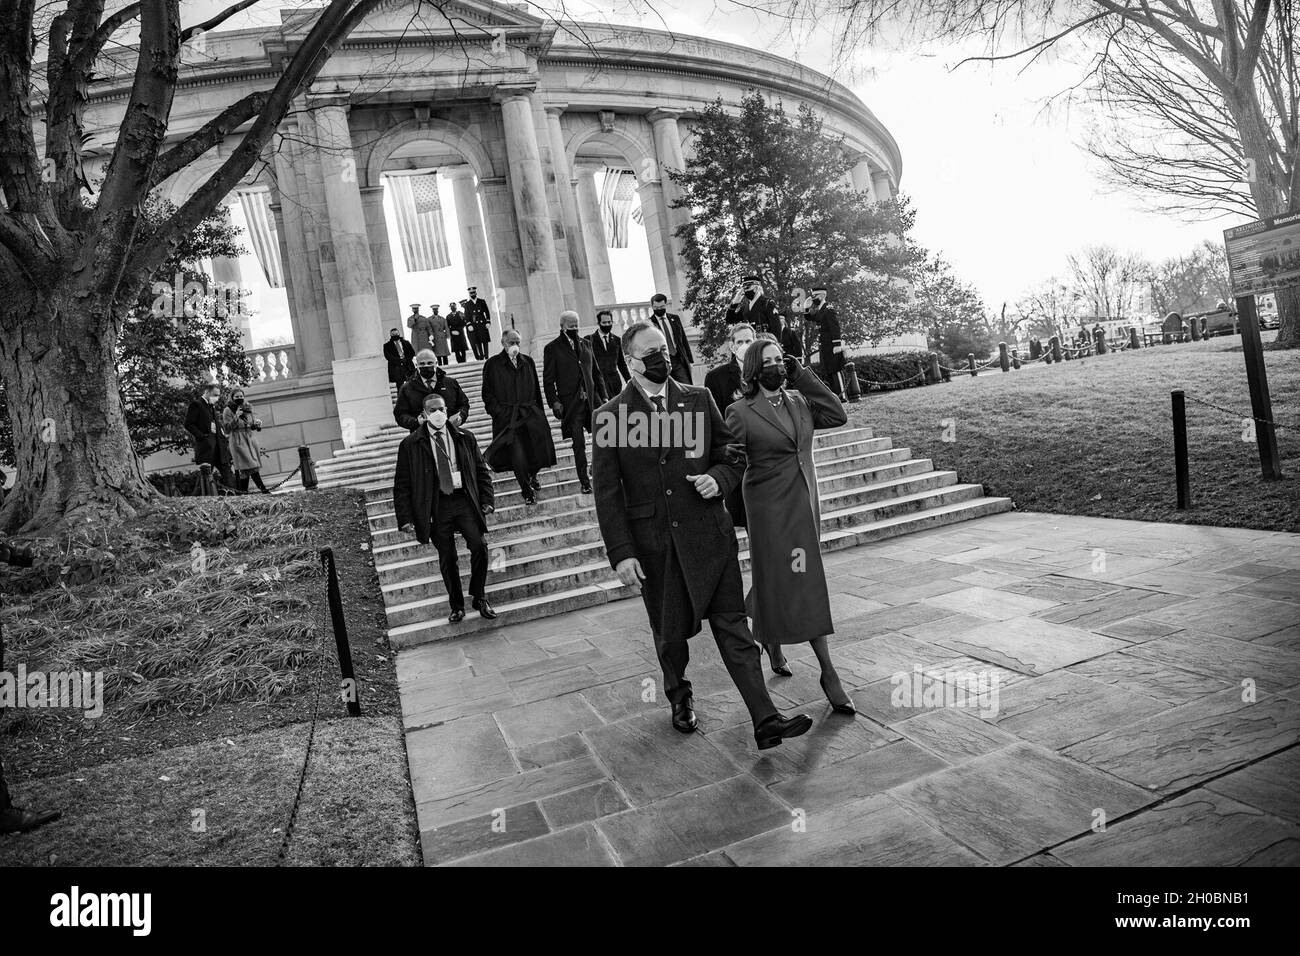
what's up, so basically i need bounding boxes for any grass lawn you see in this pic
[847,332,1300,532]
[0,488,420,866]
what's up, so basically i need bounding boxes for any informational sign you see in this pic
[1224,209,1300,297]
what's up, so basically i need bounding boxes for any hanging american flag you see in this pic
[600,168,639,249]
[235,187,284,288]
[385,171,452,273]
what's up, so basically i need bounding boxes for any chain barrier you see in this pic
[1183,393,1296,432]
[275,552,333,866]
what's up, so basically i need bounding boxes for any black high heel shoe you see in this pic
[765,644,792,677]
[820,674,855,715]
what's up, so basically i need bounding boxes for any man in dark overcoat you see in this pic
[544,310,606,495]
[184,382,234,487]
[585,309,628,398]
[481,329,557,504]
[384,327,416,386]
[702,321,756,530]
[591,321,813,750]
[393,350,470,430]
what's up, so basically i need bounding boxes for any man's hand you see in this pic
[615,557,645,591]
[552,401,564,417]
[399,523,416,536]
[481,504,494,516]
[686,473,720,499]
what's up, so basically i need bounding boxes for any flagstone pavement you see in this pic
[397,511,1300,866]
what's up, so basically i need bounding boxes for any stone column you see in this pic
[545,105,596,322]
[446,165,495,304]
[306,91,390,442]
[635,177,675,303]
[478,176,531,348]
[574,163,616,306]
[648,108,693,317]
[361,184,401,338]
[270,124,333,373]
[850,157,874,197]
[872,170,894,202]
[495,83,567,358]
[208,219,252,350]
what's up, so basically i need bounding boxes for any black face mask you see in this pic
[744,289,758,301]
[390,333,400,339]
[812,297,824,307]
[757,365,786,391]
[639,351,670,384]
[419,367,438,381]
[599,323,613,334]
[564,328,578,339]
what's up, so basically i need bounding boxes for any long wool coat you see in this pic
[592,377,743,642]
[480,350,557,474]
[725,364,847,644]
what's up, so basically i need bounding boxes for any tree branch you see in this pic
[148,87,269,189]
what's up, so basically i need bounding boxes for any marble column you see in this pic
[209,240,252,349]
[307,91,390,442]
[648,108,693,318]
[545,105,596,322]
[574,163,616,305]
[361,184,401,338]
[635,176,675,304]
[495,83,566,358]
[478,176,531,348]
[850,158,874,197]
[270,125,333,373]
[872,170,894,202]
[445,165,495,305]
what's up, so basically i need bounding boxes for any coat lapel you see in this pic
[747,391,796,445]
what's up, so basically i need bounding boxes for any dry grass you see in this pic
[850,334,1300,531]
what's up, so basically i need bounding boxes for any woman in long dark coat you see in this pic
[725,337,854,713]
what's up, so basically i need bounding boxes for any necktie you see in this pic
[651,394,665,413]
[657,316,675,355]
[434,430,454,494]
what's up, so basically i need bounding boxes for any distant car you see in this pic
[1202,307,1238,337]
[1260,311,1281,330]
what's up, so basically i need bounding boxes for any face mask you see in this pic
[744,289,758,300]
[506,344,520,357]
[390,333,399,339]
[757,365,786,390]
[427,410,447,429]
[812,297,824,307]
[599,323,613,334]
[638,350,670,384]
[419,366,437,380]
[733,341,750,361]
[652,306,666,315]
[564,328,578,339]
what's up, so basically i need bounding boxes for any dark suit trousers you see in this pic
[471,336,487,360]
[432,490,487,611]
[509,437,533,497]
[569,398,589,480]
[651,543,777,730]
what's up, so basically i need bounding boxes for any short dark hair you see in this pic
[741,335,783,398]
[650,293,668,305]
[596,309,613,322]
[621,320,658,356]
[422,392,446,410]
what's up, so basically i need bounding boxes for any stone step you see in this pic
[386,492,1014,647]
[372,458,943,584]
[382,477,978,623]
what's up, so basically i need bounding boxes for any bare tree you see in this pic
[773,0,1299,346]
[1015,276,1081,336]
[1067,244,1150,319]
[0,0,398,533]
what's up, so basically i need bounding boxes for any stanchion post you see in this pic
[1050,335,1062,362]
[1172,390,1190,509]
[928,352,941,383]
[199,463,214,496]
[1094,327,1107,355]
[298,446,318,491]
[967,353,976,377]
[999,342,1010,372]
[1236,295,1282,480]
[1129,327,1140,350]
[321,547,361,717]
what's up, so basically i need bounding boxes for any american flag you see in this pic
[235,188,284,288]
[385,171,452,273]
[600,168,643,249]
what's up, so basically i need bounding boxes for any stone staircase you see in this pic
[278,357,1014,648]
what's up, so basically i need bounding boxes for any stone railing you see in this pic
[247,344,297,383]
[596,301,652,333]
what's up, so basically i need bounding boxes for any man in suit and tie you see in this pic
[544,310,606,495]
[184,382,234,488]
[703,322,756,531]
[585,309,628,399]
[648,293,693,385]
[591,321,813,750]
[806,285,845,399]
[394,393,497,624]
[725,274,781,338]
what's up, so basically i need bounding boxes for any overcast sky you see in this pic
[183,0,1241,342]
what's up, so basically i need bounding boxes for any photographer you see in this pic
[0,538,61,834]
[222,388,270,494]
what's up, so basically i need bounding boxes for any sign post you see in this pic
[1224,210,1299,481]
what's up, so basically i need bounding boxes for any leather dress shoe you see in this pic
[754,712,813,750]
[472,598,498,620]
[448,608,465,624]
[523,495,537,506]
[529,475,541,491]
[580,482,593,494]
[0,806,61,834]
[671,698,698,733]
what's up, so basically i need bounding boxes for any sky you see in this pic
[179,0,1240,344]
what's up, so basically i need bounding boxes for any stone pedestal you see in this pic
[575,163,616,305]
[332,355,394,446]
[496,84,566,358]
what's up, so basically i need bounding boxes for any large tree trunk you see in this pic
[0,291,158,534]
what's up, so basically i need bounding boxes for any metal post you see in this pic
[199,463,215,496]
[967,353,976,377]
[1050,336,1062,362]
[1235,295,1282,480]
[1129,327,1140,350]
[928,352,941,383]
[1172,390,1190,509]
[320,547,361,717]
[1011,348,1021,370]
[298,446,318,491]
[998,342,1009,372]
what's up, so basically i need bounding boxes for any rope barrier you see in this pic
[1184,393,1296,432]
